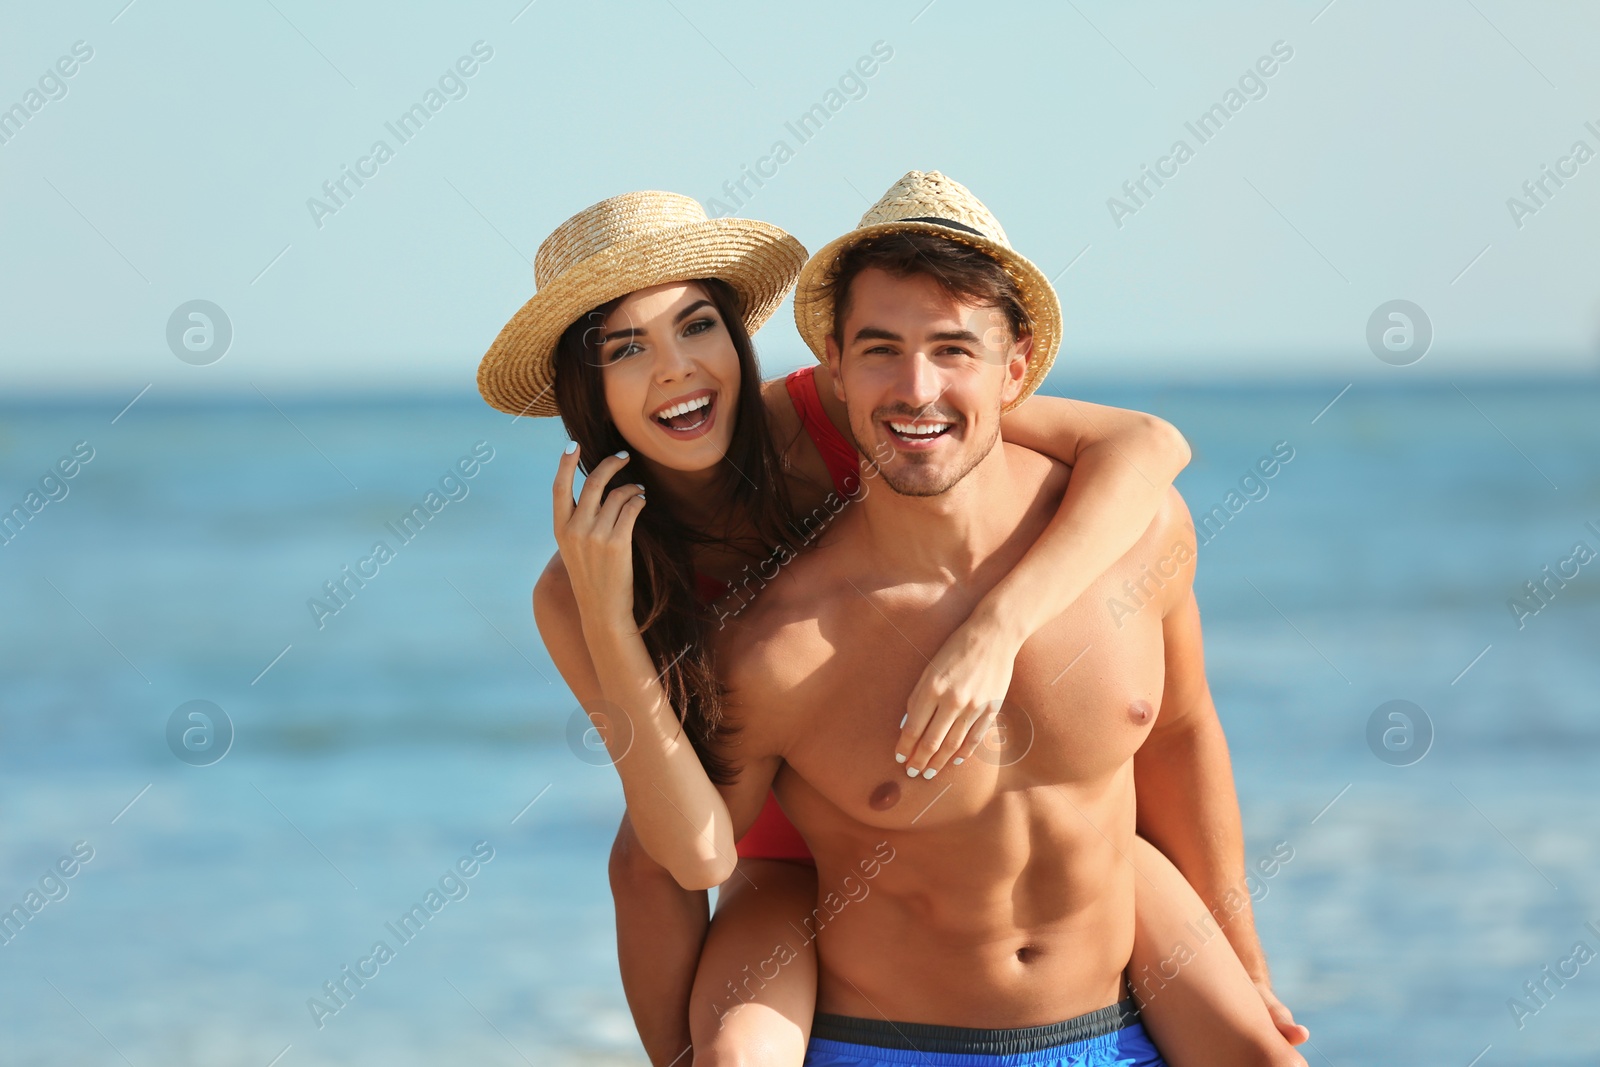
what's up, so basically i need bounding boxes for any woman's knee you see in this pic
[687,860,818,1067]
[692,1000,807,1067]
[608,815,676,895]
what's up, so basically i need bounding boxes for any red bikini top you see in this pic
[692,365,859,604]
[783,364,861,499]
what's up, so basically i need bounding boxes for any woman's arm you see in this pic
[986,395,1191,643]
[538,446,745,888]
[534,548,738,889]
[895,396,1191,773]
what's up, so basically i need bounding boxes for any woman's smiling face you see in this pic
[595,281,740,472]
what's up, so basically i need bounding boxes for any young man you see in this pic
[703,172,1304,1064]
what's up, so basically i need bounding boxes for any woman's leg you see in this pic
[609,813,710,1067]
[1127,835,1306,1067]
[688,858,819,1067]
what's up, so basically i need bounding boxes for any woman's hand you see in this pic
[552,444,647,628]
[894,608,1024,778]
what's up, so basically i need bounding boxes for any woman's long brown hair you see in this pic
[552,278,798,784]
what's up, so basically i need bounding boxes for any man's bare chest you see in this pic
[776,569,1167,833]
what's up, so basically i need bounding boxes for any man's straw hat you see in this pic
[793,171,1062,412]
[478,191,805,418]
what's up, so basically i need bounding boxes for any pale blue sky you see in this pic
[2,0,1597,396]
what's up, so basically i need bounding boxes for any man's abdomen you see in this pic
[804,805,1138,1029]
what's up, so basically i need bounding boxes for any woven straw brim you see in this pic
[478,219,805,418]
[792,221,1062,414]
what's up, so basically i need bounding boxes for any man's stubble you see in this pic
[849,411,1002,498]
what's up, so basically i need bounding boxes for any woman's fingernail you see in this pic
[899,713,908,729]
[564,441,578,455]
[906,765,919,777]
[923,768,937,780]
[952,757,964,765]
[615,450,629,459]
[894,752,907,764]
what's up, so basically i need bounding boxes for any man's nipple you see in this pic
[868,781,901,811]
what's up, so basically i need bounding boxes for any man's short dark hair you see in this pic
[823,230,1031,349]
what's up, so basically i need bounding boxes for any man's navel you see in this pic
[868,781,901,811]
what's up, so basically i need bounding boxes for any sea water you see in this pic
[0,380,1595,1065]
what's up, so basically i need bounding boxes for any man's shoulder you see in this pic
[714,541,853,701]
[996,441,1074,528]
[1003,438,1071,486]
[717,555,836,663]
[1140,486,1199,615]
[1149,484,1197,557]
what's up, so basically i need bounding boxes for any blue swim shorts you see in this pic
[803,999,1166,1067]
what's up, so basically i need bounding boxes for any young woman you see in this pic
[480,191,1304,1066]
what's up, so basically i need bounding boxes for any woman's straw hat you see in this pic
[477,191,806,418]
[793,171,1061,412]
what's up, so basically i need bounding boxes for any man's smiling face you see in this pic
[827,266,1030,497]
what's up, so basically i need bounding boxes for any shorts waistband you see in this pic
[810,999,1141,1056]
